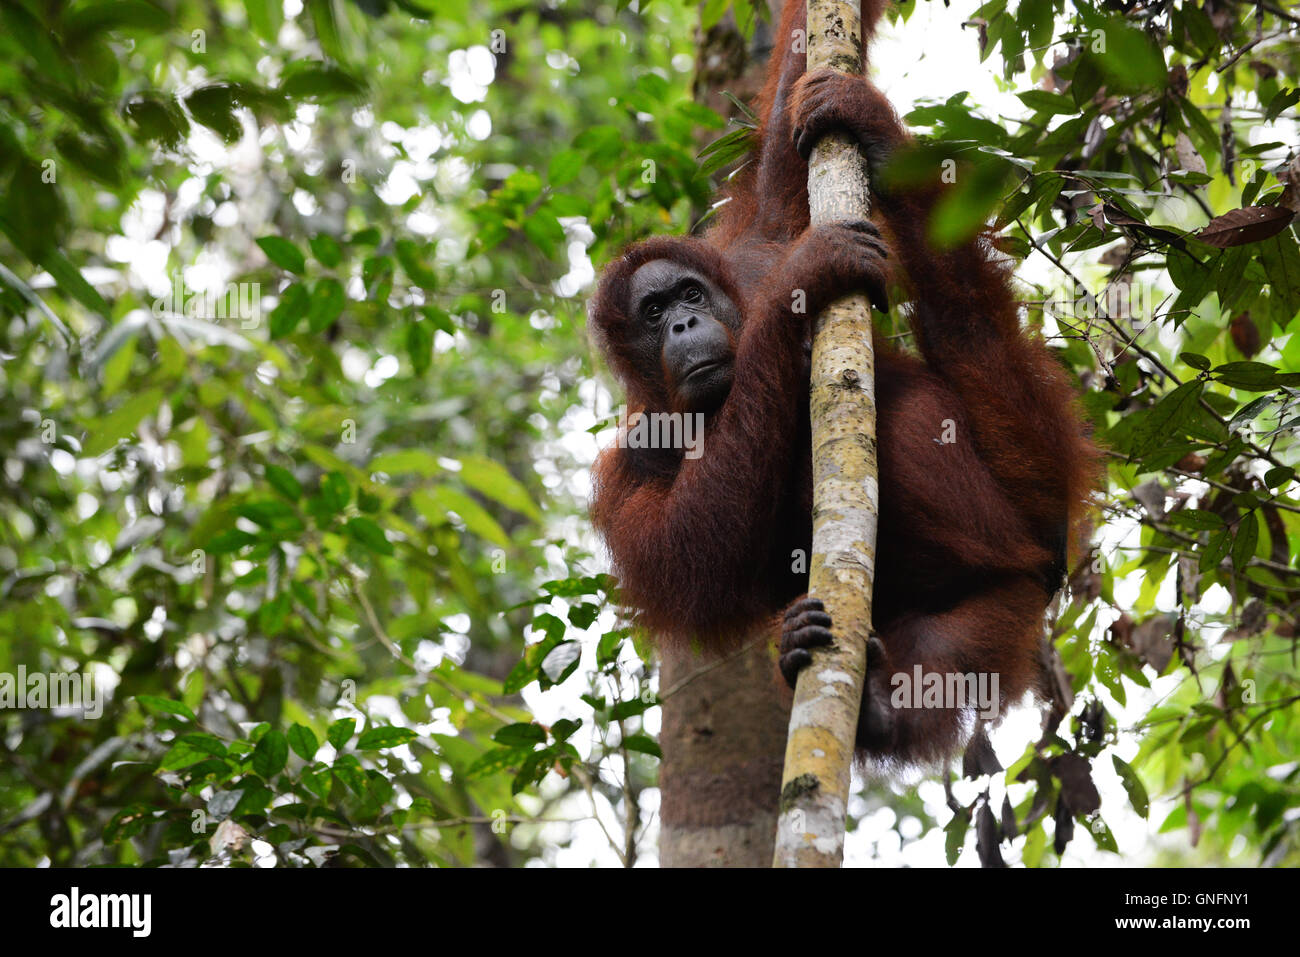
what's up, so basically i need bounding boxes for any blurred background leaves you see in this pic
[0,0,1298,867]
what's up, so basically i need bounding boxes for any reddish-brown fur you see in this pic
[588,0,1101,765]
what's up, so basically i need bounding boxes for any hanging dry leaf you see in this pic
[210,818,249,855]
[1128,615,1176,672]
[1083,116,1106,158]
[1000,795,1019,839]
[1053,792,1075,855]
[962,724,1003,779]
[1051,753,1101,815]
[1175,132,1206,175]
[1196,205,1296,247]
[1230,311,1261,357]
[1131,480,1167,519]
[976,800,1006,868]
[1167,64,1189,97]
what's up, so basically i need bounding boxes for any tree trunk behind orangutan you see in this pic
[658,639,791,866]
[657,1,789,869]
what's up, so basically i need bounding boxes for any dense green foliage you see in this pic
[0,0,1297,867]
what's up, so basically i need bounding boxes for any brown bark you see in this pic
[658,640,790,867]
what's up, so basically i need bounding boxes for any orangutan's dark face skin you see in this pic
[627,259,741,412]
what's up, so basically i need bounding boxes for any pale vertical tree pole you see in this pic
[773,0,878,868]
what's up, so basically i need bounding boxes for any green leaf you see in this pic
[1167,510,1223,531]
[1229,395,1277,430]
[944,807,970,865]
[406,317,432,375]
[251,730,289,778]
[182,734,228,758]
[502,656,542,696]
[621,734,662,758]
[331,756,367,794]
[281,63,366,100]
[1259,233,1300,326]
[1264,466,1295,488]
[540,641,582,685]
[1082,15,1165,93]
[551,718,582,742]
[456,456,539,520]
[574,125,624,166]
[0,6,73,87]
[1200,527,1232,572]
[523,212,564,255]
[288,723,319,760]
[1130,381,1203,456]
[345,517,394,555]
[467,746,527,778]
[531,612,567,644]
[596,630,625,666]
[307,278,345,333]
[204,529,258,554]
[548,149,585,186]
[327,717,356,750]
[931,159,1009,247]
[187,84,241,142]
[266,465,303,500]
[395,239,438,288]
[567,602,599,629]
[610,697,655,721]
[257,236,307,274]
[65,1,171,36]
[698,127,757,177]
[310,234,343,267]
[137,695,197,721]
[83,388,165,456]
[179,417,211,468]
[306,0,346,62]
[1086,816,1119,853]
[412,486,509,546]
[321,471,351,511]
[269,282,310,337]
[1167,247,1214,310]
[2,160,66,262]
[238,500,299,529]
[356,726,417,750]
[1016,89,1076,115]
[259,593,291,634]
[1232,513,1259,568]
[0,261,72,342]
[1213,361,1278,391]
[101,332,138,397]
[493,723,546,747]
[370,449,443,476]
[245,0,284,40]
[541,575,616,599]
[233,781,273,816]
[1111,755,1149,818]
[161,738,223,771]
